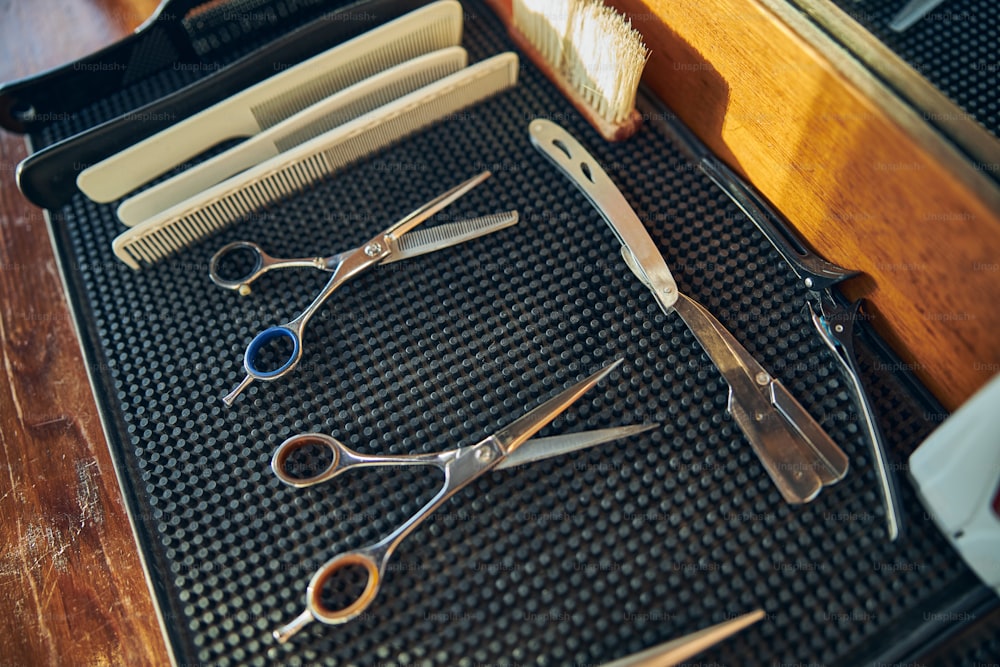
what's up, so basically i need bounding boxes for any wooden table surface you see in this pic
[0,1,996,666]
[0,1,170,664]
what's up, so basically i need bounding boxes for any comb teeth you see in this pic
[113,53,520,269]
[273,56,464,153]
[78,1,464,204]
[117,49,468,227]
[251,19,464,129]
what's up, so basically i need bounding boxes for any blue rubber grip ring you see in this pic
[245,326,300,378]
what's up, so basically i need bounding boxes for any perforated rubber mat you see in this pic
[823,0,999,139]
[30,1,994,665]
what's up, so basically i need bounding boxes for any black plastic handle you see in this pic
[699,157,860,292]
[14,0,430,209]
[0,0,206,134]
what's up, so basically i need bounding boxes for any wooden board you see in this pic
[0,1,170,665]
[486,0,1000,412]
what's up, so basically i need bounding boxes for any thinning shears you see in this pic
[272,358,656,642]
[213,171,517,405]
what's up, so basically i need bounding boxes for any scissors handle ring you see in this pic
[307,550,383,625]
[209,240,267,291]
[245,325,301,379]
[271,433,342,487]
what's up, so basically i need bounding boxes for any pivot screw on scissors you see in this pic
[209,171,521,405]
[269,359,658,642]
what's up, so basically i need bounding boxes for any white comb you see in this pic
[112,52,520,269]
[116,47,469,226]
[78,0,464,204]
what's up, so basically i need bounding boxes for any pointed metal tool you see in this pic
[602,609,766,667]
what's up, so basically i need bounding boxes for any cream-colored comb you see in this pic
[78,0,464,204]
[116,47,468,226]
[112,52,520,269]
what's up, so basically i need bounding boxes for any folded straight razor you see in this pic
[530,119,849,505]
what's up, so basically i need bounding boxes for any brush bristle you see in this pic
[113,54,519,269]
[511,0,648,131]
[511,0,573,67]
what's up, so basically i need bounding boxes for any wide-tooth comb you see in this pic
[78,0,464,204]
[116,47,469,227]
[111,52,520,269]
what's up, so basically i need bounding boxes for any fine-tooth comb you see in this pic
[77,0,465,204]
[116,47,469,226]
[111,52,520,269]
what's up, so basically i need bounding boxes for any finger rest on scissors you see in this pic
[209,240,268,292]
[272,433,346,487]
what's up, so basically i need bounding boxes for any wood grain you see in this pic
[609,0,1000,412]
[0,1,169,665]
[486,0,1000,411]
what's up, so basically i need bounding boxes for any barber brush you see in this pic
[488,0,648,141]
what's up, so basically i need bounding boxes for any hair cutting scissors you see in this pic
[272,358,655,642]
[212,171,517,405]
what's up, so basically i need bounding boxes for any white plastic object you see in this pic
[78,0,464,203]
[112,52,520,269]
[116,47,468,226]
[909,372,1000,595]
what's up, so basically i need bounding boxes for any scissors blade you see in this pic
[492,359,624,456]
[385,211,519,263]
[497,423,658,470]
[383,171,492,241]
[890,0,947,31]
[601,609,765,667]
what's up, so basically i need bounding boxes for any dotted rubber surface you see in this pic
[34,1,987,665]
[825,0,999,139]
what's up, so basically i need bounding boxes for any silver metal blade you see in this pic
[384,171,490,239]
[386,210,519,263]
[529,118,679,308]
[890,0,947,31]
[497,423,658,470]
[601,610,765,667]
[493,359,624,456]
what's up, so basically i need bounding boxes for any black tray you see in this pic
[29,1,995,664]
[822,0,998,140]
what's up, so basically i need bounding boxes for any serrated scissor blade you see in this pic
[386,210,519,262]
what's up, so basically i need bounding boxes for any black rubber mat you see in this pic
[824,0,999,139]
[27,1,995,665]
